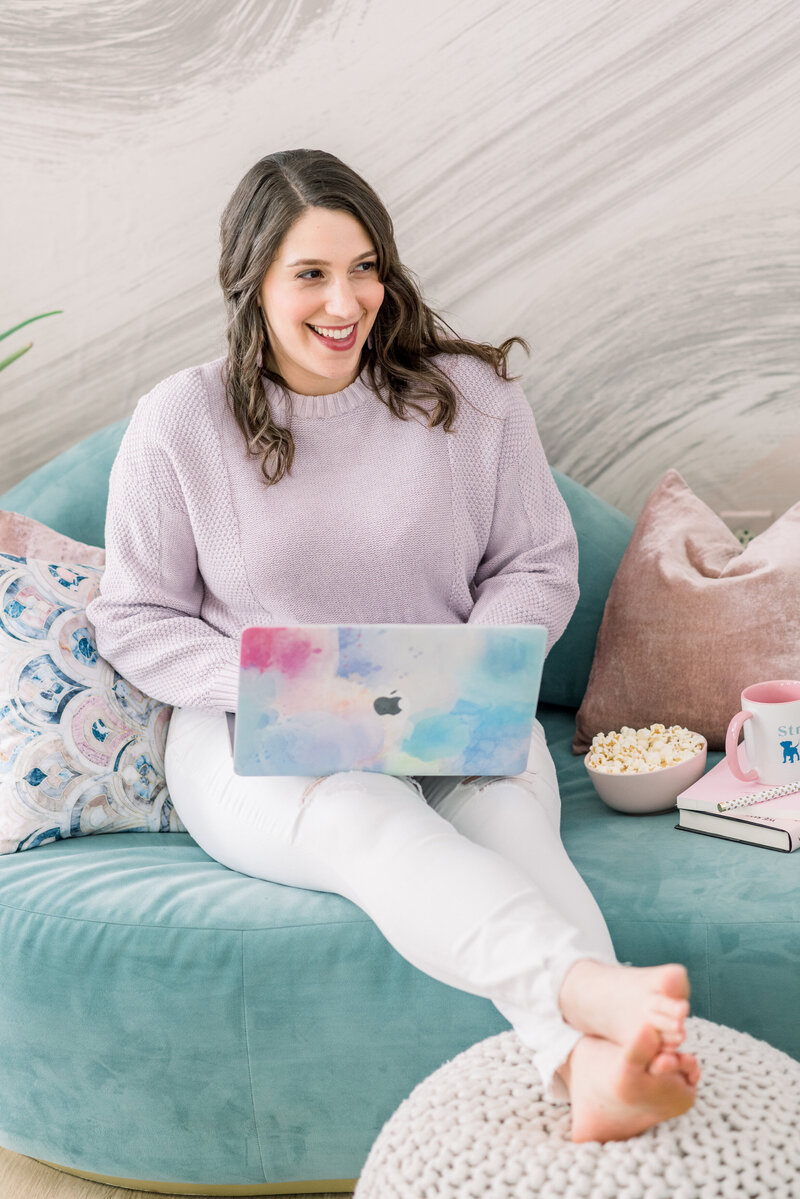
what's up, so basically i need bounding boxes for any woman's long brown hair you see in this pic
[218,148,530,487]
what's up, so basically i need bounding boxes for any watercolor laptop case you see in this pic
[228,623,547,776]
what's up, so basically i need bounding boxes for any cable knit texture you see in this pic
[85,352,579,712]
[354,1018,800,1198]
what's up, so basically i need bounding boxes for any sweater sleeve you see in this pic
[467,394,579,655]
[85,427,241,712]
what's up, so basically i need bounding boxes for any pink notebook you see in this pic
[676,745,800,852]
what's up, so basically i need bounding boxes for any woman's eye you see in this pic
[297,261,377,281]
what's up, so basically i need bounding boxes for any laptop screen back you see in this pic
[231,623,546,777]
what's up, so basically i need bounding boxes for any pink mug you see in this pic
[725,680,800,785]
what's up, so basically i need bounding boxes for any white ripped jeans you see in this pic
[164,707,618,1101]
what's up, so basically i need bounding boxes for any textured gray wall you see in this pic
[2,0,798,522]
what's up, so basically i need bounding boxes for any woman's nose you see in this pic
[323,276,363,317]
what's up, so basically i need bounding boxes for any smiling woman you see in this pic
[84,145,702,1148]
[217,147,529,488]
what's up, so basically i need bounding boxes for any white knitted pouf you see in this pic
[354,1017,800,1198]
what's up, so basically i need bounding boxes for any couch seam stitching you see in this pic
[705,923,713,1023]
[585,917,798,926]
[0,900,370,932]
[241,929,266,1180]
[2,902,793,931]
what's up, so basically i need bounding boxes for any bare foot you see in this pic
[558,960,690,1050]
[559,1024,699,1142]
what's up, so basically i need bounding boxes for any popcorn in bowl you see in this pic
[588,723,706,775]
[584,723,707,813]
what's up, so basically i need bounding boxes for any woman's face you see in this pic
[258,206,385,395]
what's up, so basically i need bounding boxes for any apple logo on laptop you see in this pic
[374,692,402,716]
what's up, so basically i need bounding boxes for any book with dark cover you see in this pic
[676,748,800,854]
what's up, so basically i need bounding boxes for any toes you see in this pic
[648,1051,680,1076]
[649,995,689,1046]
[623,1023,661,1070]
[652,994,690,1022]
[676,1052,702,1087]
[658,963,690,1000]
[648,1050,702,1086]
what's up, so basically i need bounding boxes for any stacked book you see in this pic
[677,745,800,853]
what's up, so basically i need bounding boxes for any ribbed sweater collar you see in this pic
[262,366,376,419]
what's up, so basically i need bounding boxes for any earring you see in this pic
[367,331,374,350]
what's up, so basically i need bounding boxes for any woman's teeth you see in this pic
[308,323,356,340]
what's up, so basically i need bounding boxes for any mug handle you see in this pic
[725,710,758,782]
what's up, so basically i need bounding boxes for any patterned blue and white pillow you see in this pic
[0,552,185,853]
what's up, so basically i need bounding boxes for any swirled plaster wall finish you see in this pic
[1,0,798,521]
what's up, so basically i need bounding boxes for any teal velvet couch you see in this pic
[1,421,799,1195]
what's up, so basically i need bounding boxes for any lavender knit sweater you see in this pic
[85,352,579,713]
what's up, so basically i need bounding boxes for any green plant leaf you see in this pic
[0,310,63,344]
[0,343,33,371]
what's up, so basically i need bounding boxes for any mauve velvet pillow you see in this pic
[573,469,800,753]
[0,510,106,566]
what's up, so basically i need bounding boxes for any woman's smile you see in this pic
[306,321,360,351]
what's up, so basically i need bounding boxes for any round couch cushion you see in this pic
[543,469,633,709]
[354,1017,800,1198]
[0,418,128,552]
[0,831,511,1188]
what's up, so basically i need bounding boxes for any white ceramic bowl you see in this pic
[584,737,708,814]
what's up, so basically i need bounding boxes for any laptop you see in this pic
[227,623,547,777]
